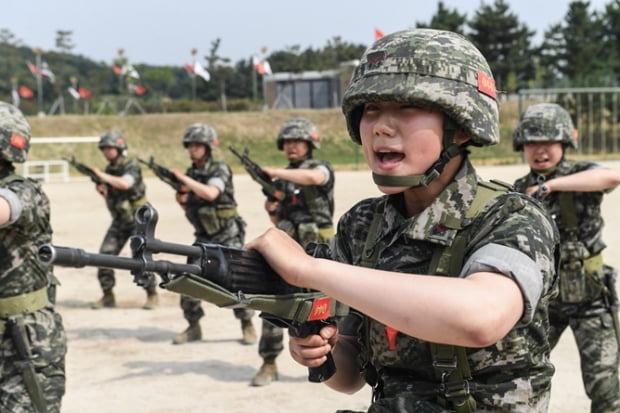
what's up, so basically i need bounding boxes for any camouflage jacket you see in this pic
[332,159,558,411]
[0,169,52,298]
[104,156,147,222]
[274,158,335,230]
[184,159,243,244]
[513,157,610,255]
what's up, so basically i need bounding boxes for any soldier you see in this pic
[90,130,159,309]
[248,29,560,411]
[250,117,335,386]
[169,123,256,345]
[0,101,67,412]
[513,103,620,412]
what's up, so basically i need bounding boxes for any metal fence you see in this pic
[518,87,620,155]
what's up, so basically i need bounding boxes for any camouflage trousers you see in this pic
[548,298,620,413]
[97,219,157,293]
[0,309,66,413]
[179,295,254,323]
[258,318,284,361]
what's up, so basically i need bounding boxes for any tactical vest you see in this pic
[359,180,511,413]
[276,158,335,244]
[534,162,605,303]
[105,156,147,203]
[185,160,240,240]
[0,172,50,413]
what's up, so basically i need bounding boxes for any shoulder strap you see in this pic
[428,180,508,412]
[0,173,25,185]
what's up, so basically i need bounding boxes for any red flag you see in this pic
[18,86,34,99]
[252,55,272,75]
[113,64,123,75]
[374,28,384,40]
[133,85,147,96]
[78,87,92,100]
[27,61,41,77]
[184,62,194,74]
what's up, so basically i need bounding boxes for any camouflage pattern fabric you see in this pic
[341,29,499,147]
[514,158,620,412]
[512,103,578,151]
[258,157,335,361]
[273,158,335,241]
[277,117,321,150]
[0,103,30,163]
[102,156,146,222]
[180,159,253,323]
[97,156,155,292]
[332,160,558,412]
[182,123,219,151]
[0,170,67,413]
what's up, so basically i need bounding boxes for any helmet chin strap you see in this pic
[372,119,467,188]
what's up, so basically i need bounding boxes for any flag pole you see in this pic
[33,48,44,116]
[252,55,257,101]
[190,48,197,103]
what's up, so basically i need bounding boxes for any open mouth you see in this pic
[377,151,405,167]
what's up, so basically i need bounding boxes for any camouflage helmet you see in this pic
[182,123,219,150]
[276,117,320,150]
[98,130,128,152]
[342,29,499,147]
[0,101,31,163]
[513,103,578,151]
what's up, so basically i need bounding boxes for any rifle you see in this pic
[137,156,186,193]
[37,204,345,383]
[228,146,285,202]
[63,156,103,184]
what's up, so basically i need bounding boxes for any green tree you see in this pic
[0,28,21,46]
[541,1,609,86]
[468,0,537,92]
[601,0,620,83]
[55,30,75,53]
[416,1,467,34]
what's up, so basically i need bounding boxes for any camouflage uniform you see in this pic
[179,158,254,326]
[0,102,67,413]
[257,118,335,376]
[97,151,157,294]
[513,104,620,412]
[331,160,558,412]
[328,29,560,412]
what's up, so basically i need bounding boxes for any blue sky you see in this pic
[1,0,612,66]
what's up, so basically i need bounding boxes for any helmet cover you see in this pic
[342,28,499,147]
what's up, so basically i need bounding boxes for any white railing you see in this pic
[21,136,99,182]
[22,160,70,182]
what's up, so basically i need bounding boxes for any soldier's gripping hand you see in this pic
[289,324,338,369]
[95,183,107,198]
[175,191,188,209]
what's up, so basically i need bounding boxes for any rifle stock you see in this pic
[137,156,186,192]
[228,146,285,201]
[38,204,341,383]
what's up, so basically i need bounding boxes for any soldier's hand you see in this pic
[246,227,312,288]
[96,183,107,198]
[175,191,188,209]
[289,324,338,368]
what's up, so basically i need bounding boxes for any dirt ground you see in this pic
[43,161,620,413]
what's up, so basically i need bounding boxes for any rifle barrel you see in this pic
[38,244,201,276]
